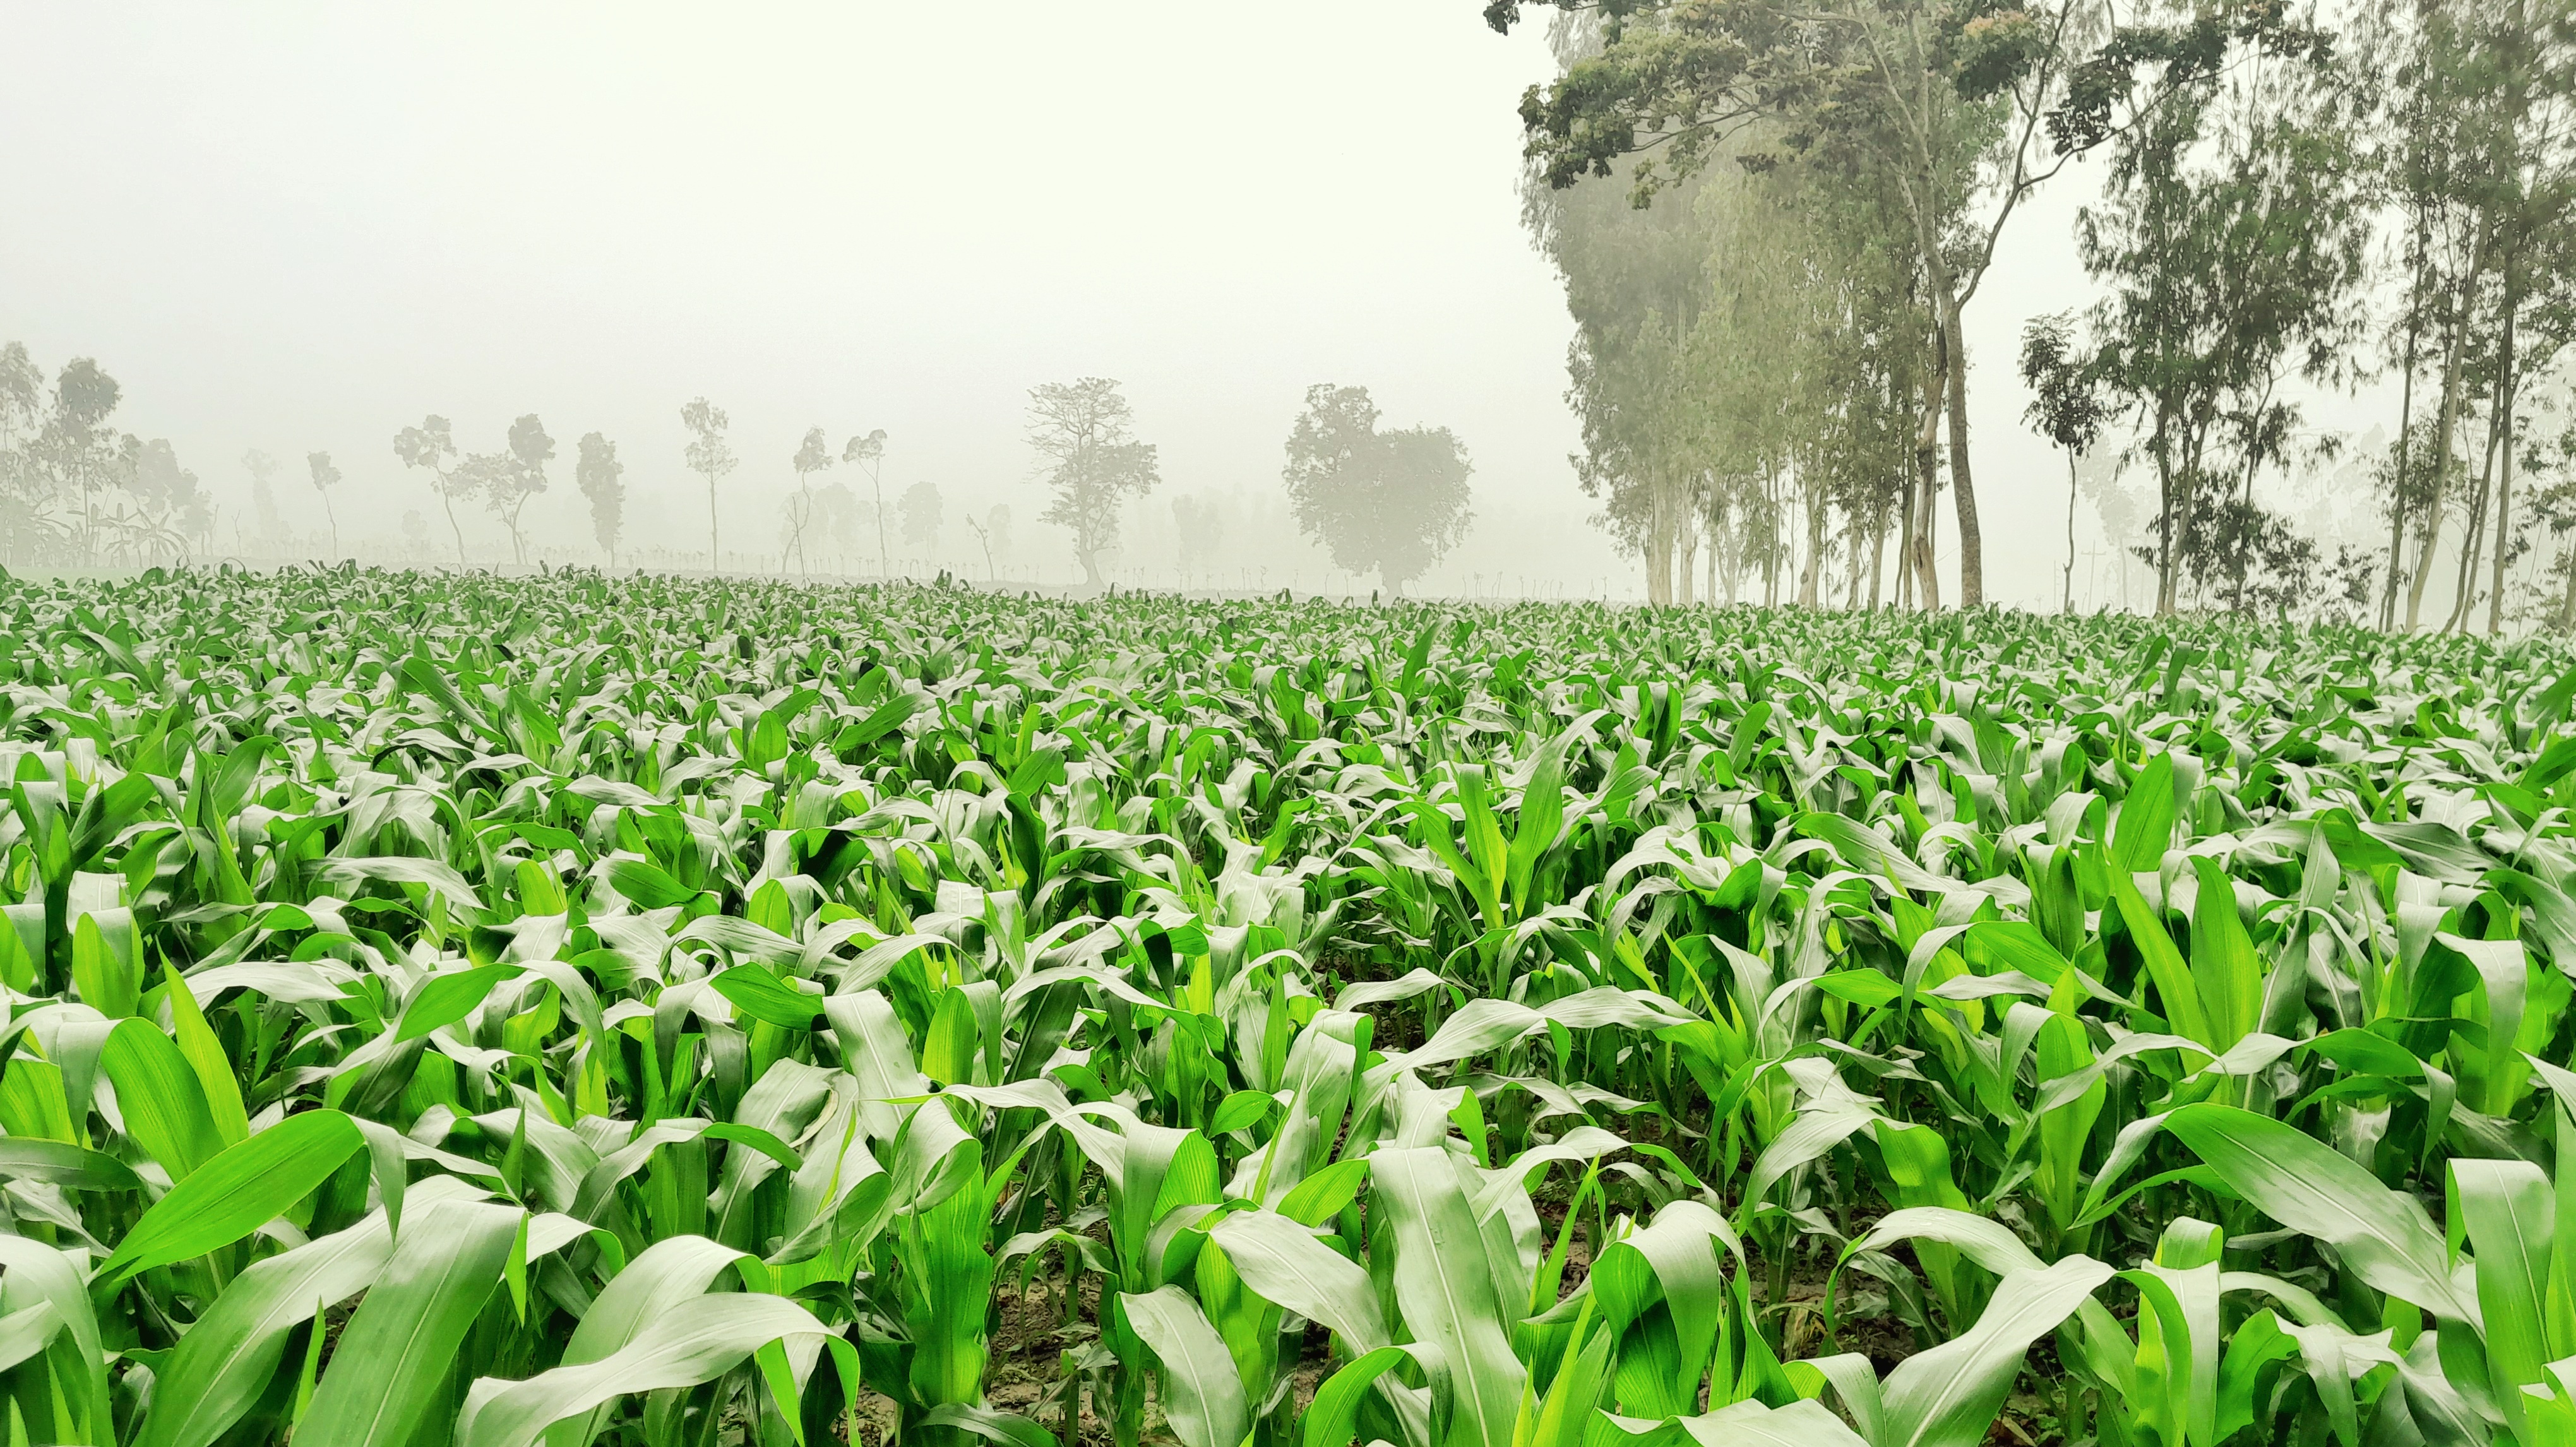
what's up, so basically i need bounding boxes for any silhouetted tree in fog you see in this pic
[306,450,342,557]
[1282,383,1472,597]
[576,432,624,569]
[681,398,736,571]
[900,480,940,566]
[1027,378,1157,590]
[844,430,888,576]
[965,503,1008,582]
[240,448,285,549]
[393,416,467,566]
[2019,313,2106,614]
[787,427,832,576]
[491,414,553,567]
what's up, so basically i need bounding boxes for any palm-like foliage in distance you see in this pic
[0,567,2571,1447]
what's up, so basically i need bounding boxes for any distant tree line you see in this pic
[1500,0,2575,627]
[0,345,213,567]
[0,343,1482,592]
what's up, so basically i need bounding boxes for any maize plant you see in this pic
[0,566,2574,1447]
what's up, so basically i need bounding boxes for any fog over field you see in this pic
[0,3,2558,621]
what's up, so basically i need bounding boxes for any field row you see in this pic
[0,569,2565,1447]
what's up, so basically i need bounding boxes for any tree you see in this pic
[576,432,625,568]
[306,450,343,557]
[2020,312,2107,612]
[1026,379,1159,590]
[393,416,468,566]
[1282,384,1474,597]
[965,503,1008,583]
[239,448,285,551]
[2071,15,2366,614]
[785,427,832,576]
[681,398,736,572]
[900,480,941,561]
[125,439,209,563]
[843,430,889,576]
[1494,0,2096,608]
[1172,494,1224,588]
[488,414,554,568]
[44,358,122,561]
[0,345,46,561]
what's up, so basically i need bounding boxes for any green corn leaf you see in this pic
[1208,1208,1388,1352]
[2113,752,2176,872]
[102,1107,366,1282]
[1120,1286,1249,1447]
[2168,1104,2478,1324]
[133,1217,395,1447]
[1878,1256,2114,1447]
[2185,857,2260,1051]
[100,1017,226,1179]
[300,1198,521,1447]
[2452,1158,2553,1442]
[1369,1146,1526,1447]
[458,1292,828,1447]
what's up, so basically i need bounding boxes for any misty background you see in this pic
[0,3,2397,607]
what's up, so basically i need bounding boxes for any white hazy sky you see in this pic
[0,3,2385,605]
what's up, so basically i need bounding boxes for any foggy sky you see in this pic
[0,4,2392,607]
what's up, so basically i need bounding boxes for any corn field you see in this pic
[6,566,2576,1447]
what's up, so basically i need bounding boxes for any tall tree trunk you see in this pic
[1870,500,1888,609]
[1676,486,1698,607]
[2383,215,2428,631]
[442,482,468,569]
[2153,417,2178,616]
[2490,300,2519,635]
[1912,325,1947,611]
[2062,451,2079,613]
[1941,302,1982,607]
[2447,402,2504,632]
[706,473,720,575]
[2409,219,2489,629]
[1798,463,1827,608]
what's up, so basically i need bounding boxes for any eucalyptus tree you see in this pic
[2366,0,2576,629]
[2069,8,2368,614]
[681,398,736,573]
[786,426,833,576]
[576,431,625,569]
[393,415,469,566]
[1493,0,2097,609]
[2022,312,2109,613]
[844,429,888,576]
[306,450,342,557]
[0,344,42,561]
[489,413,554,568]
[1027,378,1159,590]
[965,503,1008,583]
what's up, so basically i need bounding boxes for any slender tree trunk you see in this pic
[441,482,467,568]
[2383,226,2427,631]
[2447,402,2504,633]
[1941,302,1981,607]
[1676,491,1698,607]
[1912,326,1946,611]
[2063,451,2079,612]
[2409,220,2488,629]
[321,493,340,559]
[1870,499,1888,609]
[2154,413,2178,616]
[2490,301,2519,635]
[706,472,720,575]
